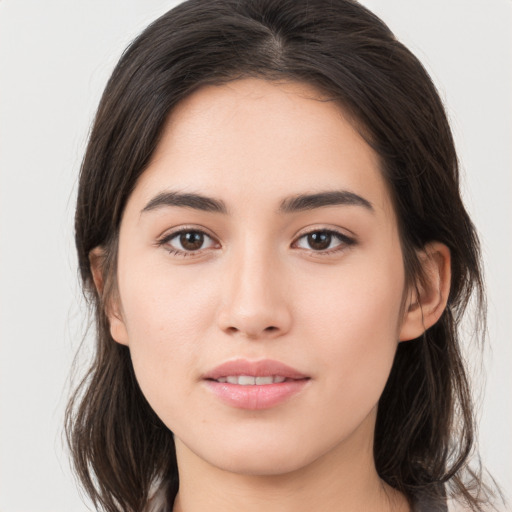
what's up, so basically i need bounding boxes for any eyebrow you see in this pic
[142,191,228,214]
[141,189,374,215]
[279,190,373,213]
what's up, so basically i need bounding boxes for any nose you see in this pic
[216,244,292,340]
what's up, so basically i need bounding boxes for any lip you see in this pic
[203,358,309,381]
[202,358,310,410]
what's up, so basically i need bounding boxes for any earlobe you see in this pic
[88,246,129,346]
[109,314,129,346]
[399,242,451,342]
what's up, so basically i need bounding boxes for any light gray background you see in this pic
[0,1,510,510]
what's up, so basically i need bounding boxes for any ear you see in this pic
[89,247,106,296]
[399,242,451,342]
[89,247,129,346]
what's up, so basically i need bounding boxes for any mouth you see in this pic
[203,358,309,381]
[202,359,310,410]
[212,375,290,385]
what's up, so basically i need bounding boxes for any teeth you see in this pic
[217,375,287,385]
[238,375,256,385]
[255,376,273,385]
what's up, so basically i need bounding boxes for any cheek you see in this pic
[298,253,405,412]
[120,257,218,337]
[116,262,219,402]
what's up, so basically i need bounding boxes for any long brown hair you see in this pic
[67,0,497,510]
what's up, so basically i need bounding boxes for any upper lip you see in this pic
[203,359,309,380]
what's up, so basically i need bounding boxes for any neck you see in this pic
[171,411,410,512]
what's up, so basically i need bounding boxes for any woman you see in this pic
[66,0,501,510]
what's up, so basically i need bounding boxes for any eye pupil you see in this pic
[180,231,204,250]
[308,232,331,250]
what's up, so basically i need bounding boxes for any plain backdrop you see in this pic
[0,1,510,510]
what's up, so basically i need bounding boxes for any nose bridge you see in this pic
[217,233,291,339]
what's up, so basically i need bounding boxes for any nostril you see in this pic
[225,325,278,337]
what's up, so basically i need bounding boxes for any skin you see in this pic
[92,78,450,512]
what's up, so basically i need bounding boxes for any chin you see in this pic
[179,427,331,478]
[209,449,313,477]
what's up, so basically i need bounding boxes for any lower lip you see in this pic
[204,379,309,410]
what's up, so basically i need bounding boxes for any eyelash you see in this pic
[156,226,356,258]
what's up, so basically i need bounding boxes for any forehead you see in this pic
[129,78,395,220]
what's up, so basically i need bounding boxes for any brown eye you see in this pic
[295,229,355,253]
[179,231,205,251]
[306,232,332,250]
[160,229,217,256]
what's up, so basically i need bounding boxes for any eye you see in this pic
[294,229,355,255]
[158,228,217,257]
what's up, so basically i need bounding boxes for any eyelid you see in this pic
[156,223,216,240]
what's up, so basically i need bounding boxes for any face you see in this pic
[109,78,412,476]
